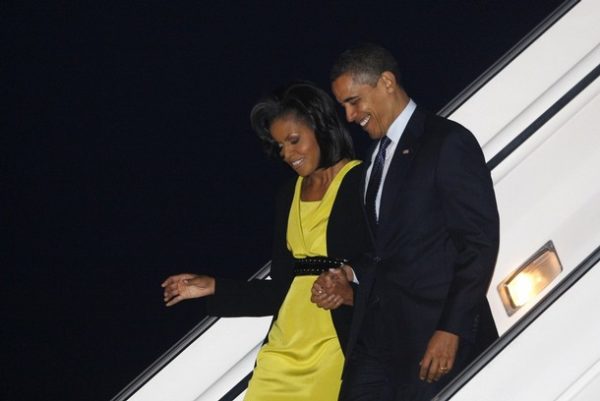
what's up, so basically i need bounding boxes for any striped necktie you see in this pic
[365,136,391,231]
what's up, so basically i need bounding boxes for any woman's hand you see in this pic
[161,273,216,307]
[311,268,354,309]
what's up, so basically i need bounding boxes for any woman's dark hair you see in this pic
[250,82,354,168]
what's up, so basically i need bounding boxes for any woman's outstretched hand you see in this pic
[161,273,216,306]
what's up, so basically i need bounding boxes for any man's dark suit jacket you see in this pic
[207,163,372,353]
[348,108,500,394]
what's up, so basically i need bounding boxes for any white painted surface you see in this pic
[485,81,600,333]
[451,0,600,159]
[128,316,270,401]
[448,259,600,401]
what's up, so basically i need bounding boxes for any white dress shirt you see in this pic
[364,99,417,220]
[350,100,417,284]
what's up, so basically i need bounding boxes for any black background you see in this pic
[6,1,564,400]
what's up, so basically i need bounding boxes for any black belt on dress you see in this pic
[293,256,348,276]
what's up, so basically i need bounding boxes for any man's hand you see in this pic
[161,273,215,307]
[310,268,354,309]
[419,330,459,383]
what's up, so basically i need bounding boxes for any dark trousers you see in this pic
[339,347,398,401]
[340,301,400,401]
[340,303,473,401]
[340,344,467,401]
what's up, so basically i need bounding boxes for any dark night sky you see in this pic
[6,1,565,400]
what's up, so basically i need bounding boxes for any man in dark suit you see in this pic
[312,43,500,401]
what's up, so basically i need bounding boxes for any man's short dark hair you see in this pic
[250,82,354,168]
[330,43,402,87]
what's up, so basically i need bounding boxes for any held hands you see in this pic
[161,273,216,307]
[419,330,459,383]
[310,266,354,310]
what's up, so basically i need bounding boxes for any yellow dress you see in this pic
[244,160,361,401]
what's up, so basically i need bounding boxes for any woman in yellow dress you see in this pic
[162,82,371,400]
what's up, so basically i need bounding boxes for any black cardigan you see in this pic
[206,163,372,352]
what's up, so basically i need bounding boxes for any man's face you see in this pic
[332,72,393,140]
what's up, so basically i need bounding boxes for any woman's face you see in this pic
[270,116,321,177]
